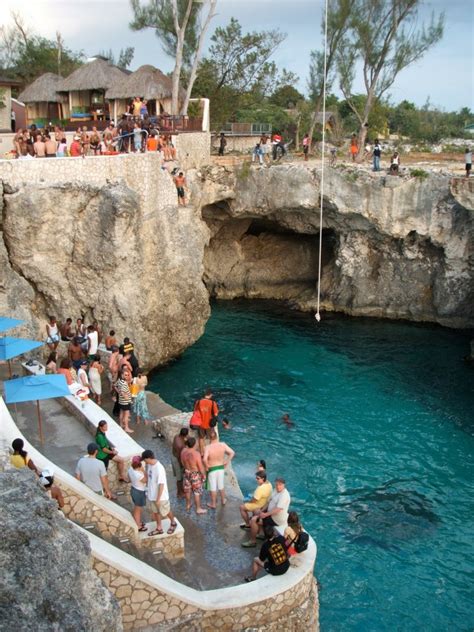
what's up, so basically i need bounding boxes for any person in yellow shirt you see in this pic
[239,471,272,530]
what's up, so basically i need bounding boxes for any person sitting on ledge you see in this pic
[242,477,291,548]
[10,438,39,474]
[39,469,65,509]
[240,470,272,530]
[244,525,290,582]
[57,358,74,386]
[95,420,128,482]
[60,317,74,342]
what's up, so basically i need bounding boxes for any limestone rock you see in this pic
[0,175,209,369]
[197,164,474,327]
[0,469,122,632]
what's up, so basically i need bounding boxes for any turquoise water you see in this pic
[149,300,474,631]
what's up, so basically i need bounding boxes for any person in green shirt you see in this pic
[95,420,128,482]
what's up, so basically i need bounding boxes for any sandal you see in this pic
[148,528,164,536]
[244,576,256,583]
[138,525,147,532]
[167,521,178,535]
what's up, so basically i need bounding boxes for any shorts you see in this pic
[244,502,261,512]
[183,470,204,495]
[303,145,308,154]
[131,487,146,507]
[46,334,60,344]
[99,456,111,470]
[171,454,184,481]
[177,186,185,198]
[147,499,171,517]
[207,468,225,492]
[262,515,277,528]
[467,163,472,172]
[119,403,131,411]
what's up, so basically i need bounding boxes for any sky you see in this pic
[1,0,473,111]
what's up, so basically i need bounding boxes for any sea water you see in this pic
[149,300,474,632]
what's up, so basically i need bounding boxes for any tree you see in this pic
[0,12,83,82]
[98,47,135,69]
[130,0,217,114]
[192,18,289,129]
[337,0,444,159]
[306,0,352,151]
[270,85,304,109]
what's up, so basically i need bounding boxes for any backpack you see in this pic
[293,531,309,553]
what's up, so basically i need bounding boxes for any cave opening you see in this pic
[202,212,339,301]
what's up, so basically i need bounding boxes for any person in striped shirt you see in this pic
[116,366,134,434]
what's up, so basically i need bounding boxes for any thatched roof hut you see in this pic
[105,64,177,100]
[18,73,64,103]
[57,58,126,91]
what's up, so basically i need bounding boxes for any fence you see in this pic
[221,122,272,136]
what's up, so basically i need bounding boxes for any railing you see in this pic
[221,122,272,136]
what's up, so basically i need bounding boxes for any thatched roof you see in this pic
[105,64,177,100]
[57,58,127,92]
[18,73,65,103]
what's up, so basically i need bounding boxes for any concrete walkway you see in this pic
[1,358,256,589]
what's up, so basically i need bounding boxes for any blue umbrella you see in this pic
[4,374,70,443]
[0,336,43,377]
[0,317,24,333]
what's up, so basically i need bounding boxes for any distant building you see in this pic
[464,123,474,136]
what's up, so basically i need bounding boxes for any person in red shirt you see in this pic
[70,135,82,157]
[194,389,219,455]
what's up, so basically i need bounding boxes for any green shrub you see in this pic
[410,168,429,180]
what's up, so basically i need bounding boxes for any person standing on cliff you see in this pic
[373,140,382,172]
[181,437,208,514]
[465,147,472,178]
[142,449,178,535]
[218,132,227,156]
[203,430,235,509]
[302,133,310,161]
[174,172,187,206]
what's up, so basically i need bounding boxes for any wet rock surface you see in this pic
[0,469,122,632]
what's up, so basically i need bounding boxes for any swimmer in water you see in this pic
[222,418,232,429]
[282,414,294,428]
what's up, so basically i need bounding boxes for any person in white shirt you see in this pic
[128,455,148,531]
[87,325,98,358]
[242,477,291,548]
[142,450,178,536]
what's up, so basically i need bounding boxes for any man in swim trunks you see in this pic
[203,430,235,509]
[180,437,207,514]
[174,171,187,206]
[172,427,188,498]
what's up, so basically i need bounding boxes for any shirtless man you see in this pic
[68,337,84,370]
[180,437,207,514]
[33,134,46,157]
[282,414,294,428]
[44,134,57,157]
[171,427,188,498]
[203,430,235,509]
[174,172,187,206]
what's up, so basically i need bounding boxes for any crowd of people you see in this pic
[12,118,177,159]
[44,315,154,430]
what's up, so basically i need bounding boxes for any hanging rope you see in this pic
[315,0,329,323]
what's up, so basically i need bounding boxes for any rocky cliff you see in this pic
[194,164,473,328]
[0,469,122,632]
[0,155,210,369]
[0,156,472,370]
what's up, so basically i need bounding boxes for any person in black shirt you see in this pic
[244,526,290,582]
